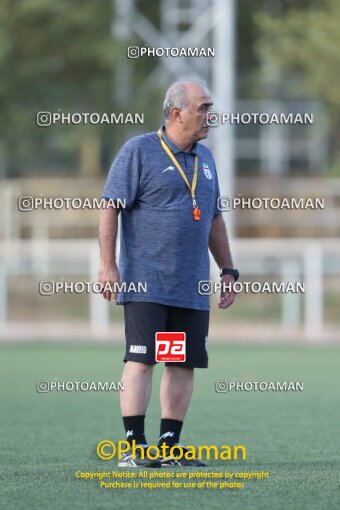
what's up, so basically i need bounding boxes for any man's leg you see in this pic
[159,366,194,420]
[157,306,209,466]
[157,366,193,452]
[121,302,167,447]
[120,361,154,416]
[118,361,161,468]
[120,361,154,447]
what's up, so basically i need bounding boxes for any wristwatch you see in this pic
[220,268,239,281]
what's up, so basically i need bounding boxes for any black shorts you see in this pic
[123,302,209,368]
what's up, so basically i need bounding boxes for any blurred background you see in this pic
[1,0,340,343]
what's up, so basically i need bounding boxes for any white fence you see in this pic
[0,238,339,342]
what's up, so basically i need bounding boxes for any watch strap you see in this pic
[220,268,239,281]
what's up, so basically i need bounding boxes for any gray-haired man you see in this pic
[99,79,238,467]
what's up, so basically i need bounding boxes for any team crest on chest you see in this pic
[202,163,212,180]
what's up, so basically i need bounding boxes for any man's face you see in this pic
[180,85,213,141]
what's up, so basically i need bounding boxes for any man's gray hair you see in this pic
[163,79,210,120]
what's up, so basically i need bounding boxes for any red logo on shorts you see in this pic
[155,332,186,362]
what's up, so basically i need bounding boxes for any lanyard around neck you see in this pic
[157,129,198,205]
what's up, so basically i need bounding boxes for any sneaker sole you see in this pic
[177,462,207,467]
[118,460,161,468]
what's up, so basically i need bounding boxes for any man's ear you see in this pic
[171,107,184,124]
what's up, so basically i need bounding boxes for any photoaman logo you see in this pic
[96,440,247,461]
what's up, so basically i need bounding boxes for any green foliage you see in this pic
[255,0,340,172]
[3,1,338,175]
[255,0,340,117]
[0,0,120,175]
[0,0,116,108]
[0,0,170,176]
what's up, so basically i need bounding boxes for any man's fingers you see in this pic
[99,279,109,300]
[225,293,235,308]
[103,291,116,301]
[218,292,235,309]
[219,287,228,304]
[99,279,117,301]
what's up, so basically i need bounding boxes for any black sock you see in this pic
[122,415,147,445]
[158,418,183,451]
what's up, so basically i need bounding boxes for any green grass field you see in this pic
[0,343,339,510]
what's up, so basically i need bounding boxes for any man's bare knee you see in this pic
[164,366,194,375]
[125,361,154,373]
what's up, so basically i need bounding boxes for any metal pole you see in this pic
[304,243,323,339]
[211,0,236,239]
[281,259,301,327]
[90,244,110,334]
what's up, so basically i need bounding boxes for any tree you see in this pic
[0,0,118,176]
[255,0,340,170]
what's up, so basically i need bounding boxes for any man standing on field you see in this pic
[99,79,238,467]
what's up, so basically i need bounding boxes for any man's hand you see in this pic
[98,264,120,301]
[218,274,236,309]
